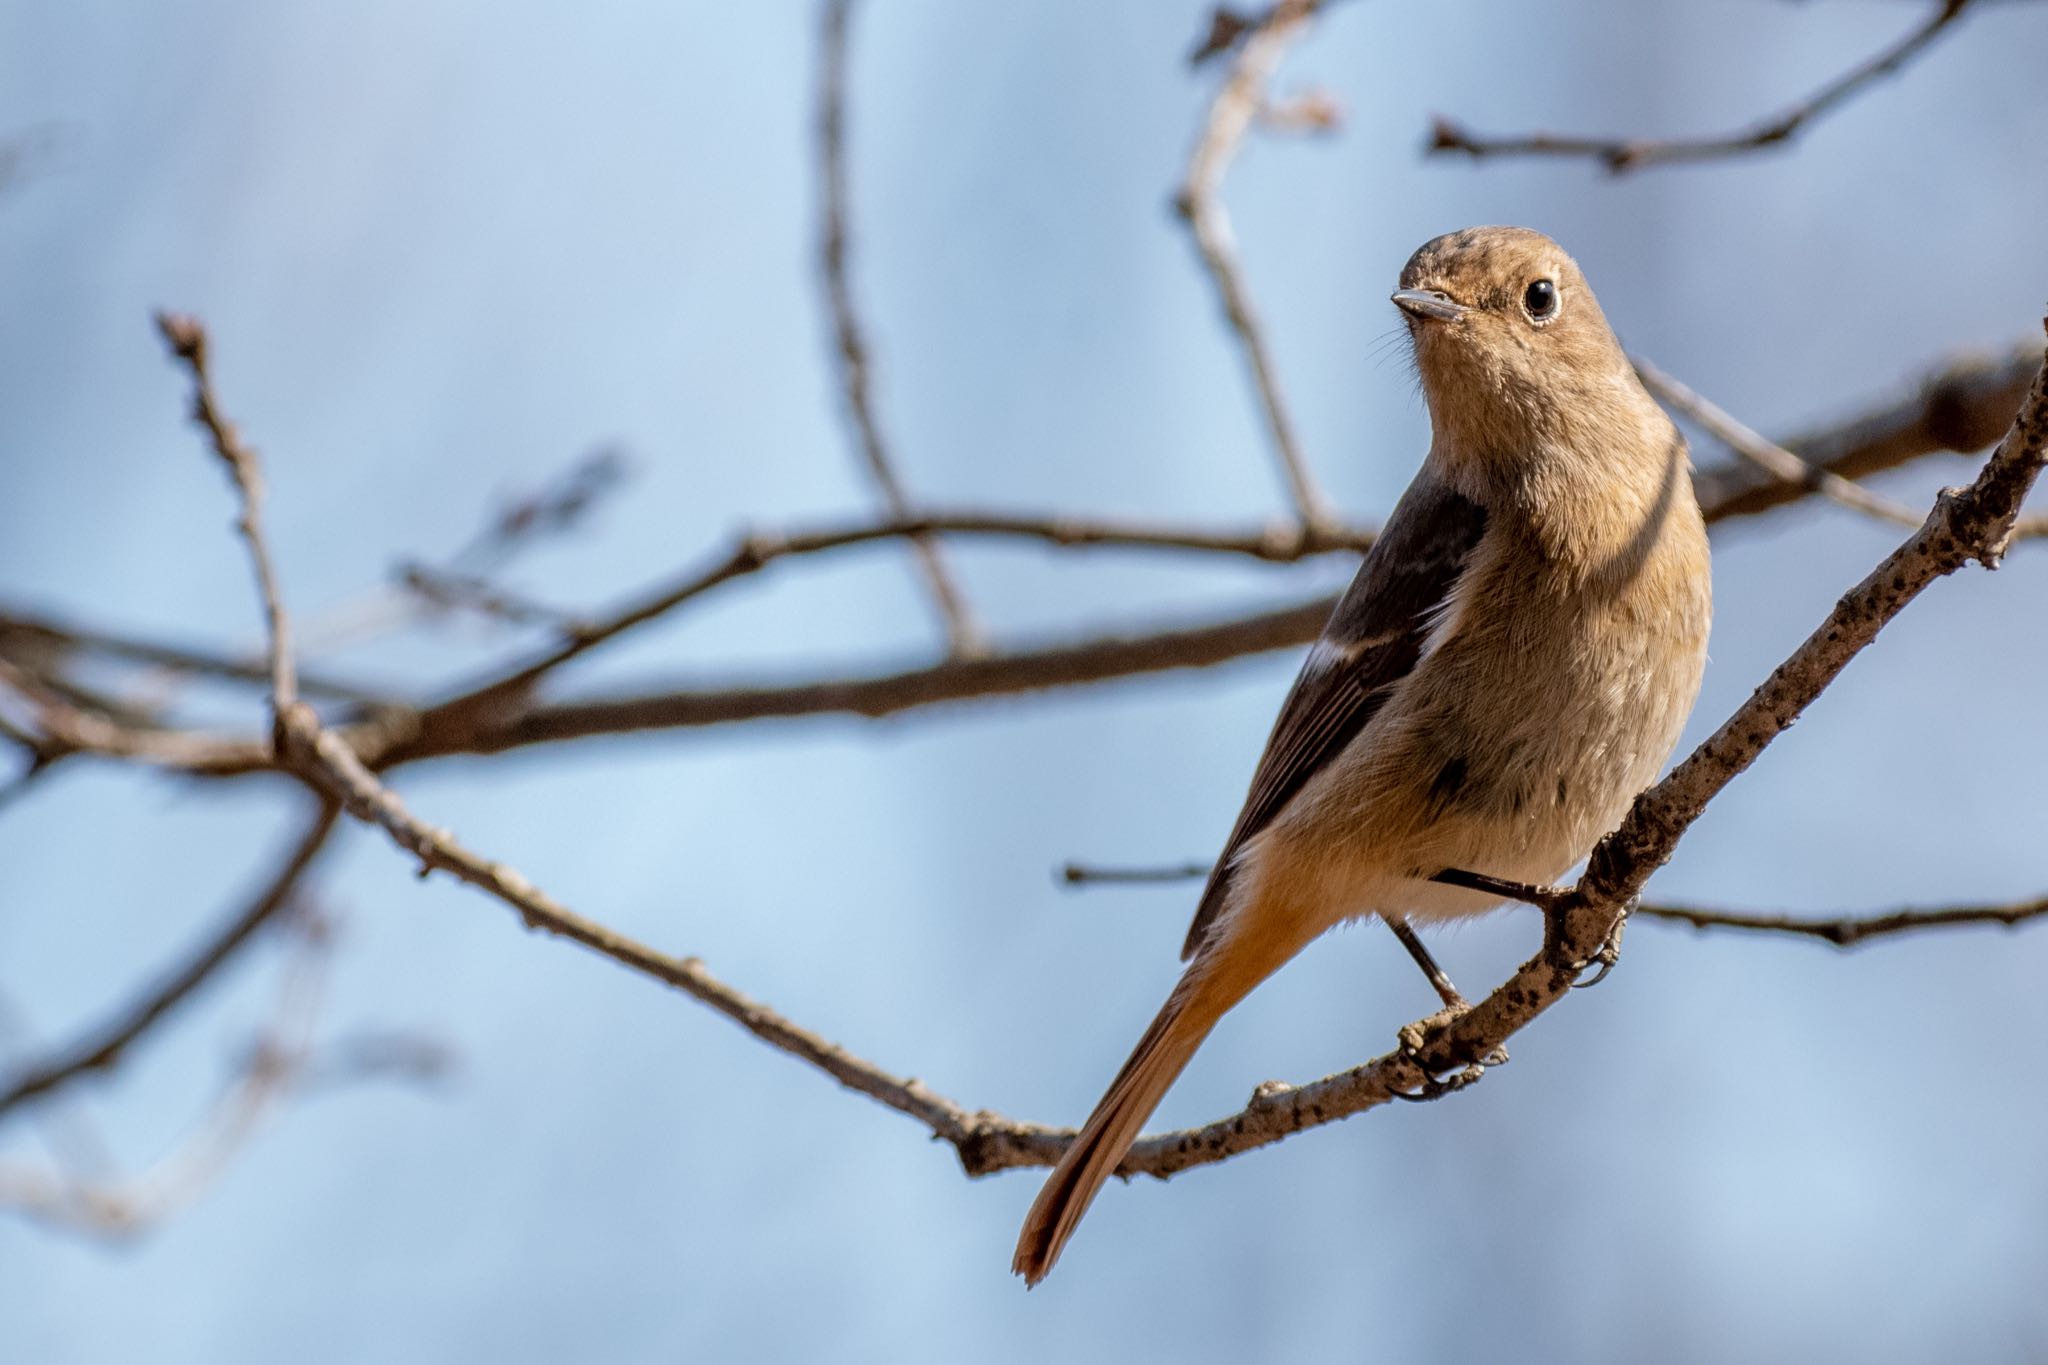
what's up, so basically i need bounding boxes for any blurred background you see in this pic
[3,2,2047,1360]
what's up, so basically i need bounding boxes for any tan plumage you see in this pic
[1013,227,1712,1286]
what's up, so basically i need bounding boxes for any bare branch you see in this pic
[156,313,298,716]
[0,803,340,1118]
[1064,860,2048,951]
[1634,895,2048,947]
[387,515,1370,764]
[412,594,1339,759]
[817,0,983,656]
[1635,354,1926,529]
[392,563,588,632]
[0,906,440,1238]
[1695,341,2041,518]
[1176,0,1336,529]
[0,608,386,705]
[451,446,630,568]
[291,702,988,1146]
[1429,0,1976,172]
[1061,860,1212,886]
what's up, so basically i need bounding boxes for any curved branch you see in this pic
[0,802,340,1118]
[1429,0,1975,173]
[1176,0,1335,527]
[818,0,981,654]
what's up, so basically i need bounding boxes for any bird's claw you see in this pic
[1569,896,1636,989]
[1391,1006,1506,1102]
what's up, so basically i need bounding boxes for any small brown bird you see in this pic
[1013,226,1712,1285]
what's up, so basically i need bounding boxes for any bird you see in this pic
[1012,226,1712,1286]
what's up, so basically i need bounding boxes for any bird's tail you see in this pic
[1011,932,1284,1286]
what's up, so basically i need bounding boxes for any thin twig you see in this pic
[156,313,298,716]
[289,702,985,1146]
[1061,860,1212,886]
[1429,0,1976,173]
[0,803,340,1117]
[394,562,588,632]
[0,906,439,1238]
[1634,896,2048,947]
[1064,860,2048,951]
[817,0,983,656]
[0,610,385,705]
[1176,0,1336,529]
[1695,341,2040,518]
[1635,354,1925,529]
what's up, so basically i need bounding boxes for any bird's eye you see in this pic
[1523,279,1558,320]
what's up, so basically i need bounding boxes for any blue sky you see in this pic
[4,3,2047,1361]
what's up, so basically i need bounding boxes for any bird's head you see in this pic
[1394,226,1641,459]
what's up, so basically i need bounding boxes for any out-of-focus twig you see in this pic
[1694,341,2039,518]
[0,124,65,199]
[1635,354,1926,528]
[1429,0,1976,173]
[392,563,587,632]
[157,314,298,717]
[1176,0,1337,530]
[0,609,385,705]
[0,907,444,1238]
[817,0,983,657]
[0,803,340,1118]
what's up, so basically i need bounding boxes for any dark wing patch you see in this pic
[1180,476,1488,960]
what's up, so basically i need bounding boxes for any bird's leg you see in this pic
[1383,914,1464,1009]
[1383,915,1507,1101]
[1428,865,1569,912]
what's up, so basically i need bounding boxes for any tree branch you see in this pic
[1063,860,2048,950]
[1428,0,1976,172]
[1176,0,1336,529]
[0,905,443,1238]
[1635,354,1926,529]
[817,0,983,656]
[1633,895,2048,947]
[156,314,298,717]
[1695,341,2040,518]
[0,802,340,1118]
[0,609,387,705]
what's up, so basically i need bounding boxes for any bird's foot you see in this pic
[1569,896,1637,989]
[1390,1003,1507,1102]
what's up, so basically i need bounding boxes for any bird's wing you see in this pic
[1180,474,1488,960]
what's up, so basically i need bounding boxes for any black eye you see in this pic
[1523,279,1558,319]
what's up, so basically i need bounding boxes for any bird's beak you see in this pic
[1391,289,1467,323]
